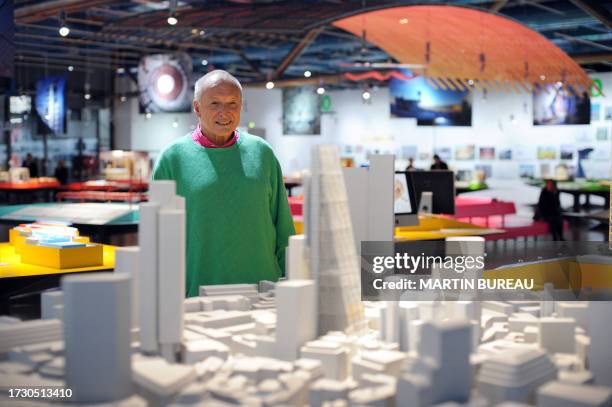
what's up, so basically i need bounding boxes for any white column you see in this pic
[158,208,185,362]
[275,280,316,361]
[63,273,132,402]
[588,302,612,386]
[286,235,309,280]
[114,246,140,329]
[138,202,159,353]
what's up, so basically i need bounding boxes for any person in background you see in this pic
[24,153,38,178]
[430,154,449,170]
[537,179,565,241]
[405,157,415,171]
[54,160,69,184]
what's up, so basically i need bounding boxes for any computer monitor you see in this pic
[394,171,418,226]
[409,170,456,214]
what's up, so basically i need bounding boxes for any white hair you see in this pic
[193,70,242,103]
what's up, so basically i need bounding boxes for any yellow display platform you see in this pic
[0,243,115,279]
[484,257,612,291]
[395,215,504,241]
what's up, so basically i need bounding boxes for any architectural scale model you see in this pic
[0,147,611,406]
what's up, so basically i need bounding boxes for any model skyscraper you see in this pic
[305,145,365,335]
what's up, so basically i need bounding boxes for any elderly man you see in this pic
[153,70,295,297]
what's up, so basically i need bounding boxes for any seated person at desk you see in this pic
[430,154,449,170]
[54,160,69,184]
[536,179,565,241]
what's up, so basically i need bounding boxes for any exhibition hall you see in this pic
[1,0,612,406]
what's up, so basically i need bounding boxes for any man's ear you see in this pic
[193,100,200,114]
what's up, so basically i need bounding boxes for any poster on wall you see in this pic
[401,145,418,160]
[138,53,192,113]
[433,147,452,161]
[390,74,472,126]
[596,126,609,141]
[591,103,601,122]
[514,146,534,161]
[282,86,321,135]
[537,146,557,160]
[479,147,495,160]
[498,149,512,160]
[533,84,590,125]
[35,76,66,135]
[519,164,535,178]
[475,164,492,178]
[560,145,574,160]
[455,145,475,160]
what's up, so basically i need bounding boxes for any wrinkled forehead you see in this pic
[201,78,242,97]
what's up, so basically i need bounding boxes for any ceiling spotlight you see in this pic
[172,119,179,128]
[84,93,91,100]
[316,87,325,95]
[201,59,208,66]
[399,18,408,24]
[540,74,546,81]
[145,112,152,119]
[199,30,205,36]
[67,65,74,72]
[468,79,474,85]
[116,67,125,74]
[304,70,312,78]
[167,13,178,26]
[265,81,275,90]
[59,10,69,37]
[362,90,371,100]
[120,95,127,102]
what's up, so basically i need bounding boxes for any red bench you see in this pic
[454,197,567,241]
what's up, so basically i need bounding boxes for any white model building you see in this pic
[275,280,316,361]
[138,180,186,362]
[305,145,365,335]
[63,272,132,402]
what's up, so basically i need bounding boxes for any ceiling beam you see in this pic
[248,74,344,88]
[555,32,612,52]
[273,27,322,79]
[15,0,120,23]
[490,0,509,13]
[568,0,612,29]
[572,52,612,65]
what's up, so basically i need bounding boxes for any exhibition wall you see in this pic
[117,73,612,181]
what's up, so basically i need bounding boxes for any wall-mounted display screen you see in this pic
[533,84,590,125]
[390,73,472,126]
[35,76,66,135]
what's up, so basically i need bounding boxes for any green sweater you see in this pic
[152,132,295,297]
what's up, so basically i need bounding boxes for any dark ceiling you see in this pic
[11,0,612,93]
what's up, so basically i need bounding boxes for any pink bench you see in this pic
[454,197,567,241]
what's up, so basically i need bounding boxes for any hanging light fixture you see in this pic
[167,0,178,25]
[58,10,70,37]
[265,81,275,90]
[316,87,325,95]
[304,70,312,78]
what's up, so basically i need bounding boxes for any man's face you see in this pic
[193,81,242,141]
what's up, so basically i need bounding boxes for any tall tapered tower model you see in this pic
[305,145,365,335]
